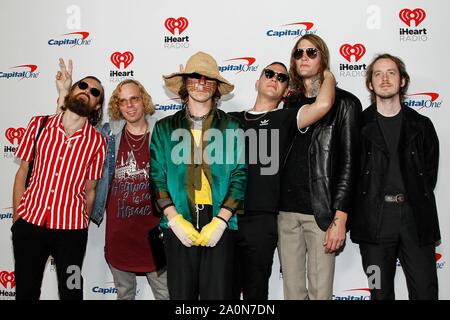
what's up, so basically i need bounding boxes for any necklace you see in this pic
[124,128,148,152]
[244,109,269,121]
[186,107,211,122]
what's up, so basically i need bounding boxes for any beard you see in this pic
[64,94,92,117]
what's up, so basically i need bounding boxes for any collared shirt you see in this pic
[15,113,106,230]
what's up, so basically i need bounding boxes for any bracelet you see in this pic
[215,215,229,228]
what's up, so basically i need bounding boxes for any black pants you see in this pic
[163,205,236,300]
[233,213,278,300]
[11,218,88,300]
[359,203,438,300]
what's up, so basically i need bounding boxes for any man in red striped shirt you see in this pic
[12,76,107,300]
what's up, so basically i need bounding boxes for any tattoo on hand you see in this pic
[329,217,338,229]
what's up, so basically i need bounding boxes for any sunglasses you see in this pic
[188,73,215,82]
[263,69,289,83]
[77,81,101,98]
[293,47,319,60]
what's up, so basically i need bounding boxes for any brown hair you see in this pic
[289,34,330,94]
[178,77,222,108]
[61,76,105,127]
[365,53,410,103]
[108,79,155,120]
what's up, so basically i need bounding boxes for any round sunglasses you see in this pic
[77,81,101,97]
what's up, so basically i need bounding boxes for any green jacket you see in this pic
[150,108,247,230]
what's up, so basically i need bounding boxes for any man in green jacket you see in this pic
[150,51,247,299]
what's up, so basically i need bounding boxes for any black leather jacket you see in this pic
[284,88,362,231]
[350,104,441,246]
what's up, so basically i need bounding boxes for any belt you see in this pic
[384,194,406,203]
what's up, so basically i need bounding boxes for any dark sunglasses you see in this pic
[188,73,215,81]
[263,69,289,83]
[293,47,319,60]
[78,81,101,97]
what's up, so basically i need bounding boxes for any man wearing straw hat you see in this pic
[150,51,247,299]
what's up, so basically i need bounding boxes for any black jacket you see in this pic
[350,104,441,246]
[284,87,362,231]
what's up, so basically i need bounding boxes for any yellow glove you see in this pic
[168,214,201,247]
[197,217,227,247]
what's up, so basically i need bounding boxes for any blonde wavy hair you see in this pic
[108,79,155,120]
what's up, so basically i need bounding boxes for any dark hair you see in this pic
[365,53,410,103]
[261,61,290,86]
[178,76,222,108]
[289,34,330,94]
[61,76,105,126]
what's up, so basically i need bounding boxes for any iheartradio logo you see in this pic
[110,52,134,69]
[165,17,189,35]
[5,127,25,144]
[399,8,426,27]
[0,271,15,289]
[339,44,366,63]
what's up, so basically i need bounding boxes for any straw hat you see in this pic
[163,51,234,96]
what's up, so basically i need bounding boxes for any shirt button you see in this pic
[47,206,51,210]
[59,157,63,160]
[51,190,55,193]
[55,173,59,176]
[68,144,73,148]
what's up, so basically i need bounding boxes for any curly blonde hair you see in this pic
[108,79,155,120]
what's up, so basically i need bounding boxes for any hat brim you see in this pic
[163,71,234,96]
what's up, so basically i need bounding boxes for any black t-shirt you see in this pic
[229,108,299,214]
[279,94,316,214]
[377,110,405,194]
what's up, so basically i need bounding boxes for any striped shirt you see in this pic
[15,113,106,230]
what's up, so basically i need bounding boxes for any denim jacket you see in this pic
[90,115,157,226]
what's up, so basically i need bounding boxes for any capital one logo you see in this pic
[399,8,426,27]
[405,92,442,110]
[5,127,25,144]
[339,44,366,63]
[0,65,39,80]
[165,17,189,35]
[219,57,258,73]
[0,271,15,289]
[110,51,134,69]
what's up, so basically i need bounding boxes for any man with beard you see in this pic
[12,71,107,300]
[350,54,440,300]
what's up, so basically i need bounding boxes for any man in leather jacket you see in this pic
[350,53,440,300]
[278,34,362,300]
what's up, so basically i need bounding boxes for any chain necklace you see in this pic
[124,127,148,152]
[186,106,211,122]
[243,109,269,121]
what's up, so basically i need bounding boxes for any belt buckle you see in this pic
[396,194,405,203]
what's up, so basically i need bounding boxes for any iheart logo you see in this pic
[0,271,15,289]
[339,44,366,63]
[436,253,442,261]
[110,51,134,69]
[281,22,314,30]
[165,17,189,35]
[399,8,426,27]
[5,127,25,144]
